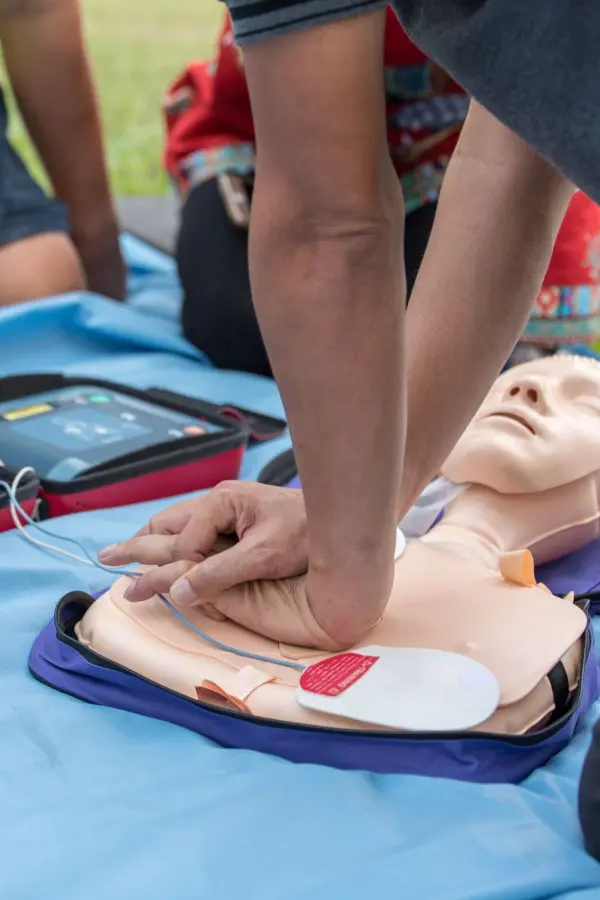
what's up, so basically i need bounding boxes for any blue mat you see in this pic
[0,236,599,899]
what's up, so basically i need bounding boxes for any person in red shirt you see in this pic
[518,191,600,358]
[164,9,600,375]
[164,9,468,375]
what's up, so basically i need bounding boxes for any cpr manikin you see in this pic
[77,356,600,734]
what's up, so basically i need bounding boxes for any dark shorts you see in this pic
[0,86,68,248]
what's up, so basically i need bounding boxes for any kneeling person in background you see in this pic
[164,9,468,376]
[165,9,600,375]
[0,0,124,306]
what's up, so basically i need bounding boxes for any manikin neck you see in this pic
[421,476,600,569]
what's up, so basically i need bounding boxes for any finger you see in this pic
[123,562,226,621]
[147,497,199,536]
[169,534,274,606]
[128,497,199,541]
[173,489,241,562]
[123,560,193,602]
[98,534,178,567]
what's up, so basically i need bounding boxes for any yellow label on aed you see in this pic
[3,403,52,421]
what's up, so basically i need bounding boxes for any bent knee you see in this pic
[0,232,85,306]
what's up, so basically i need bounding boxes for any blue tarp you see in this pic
[0,235,598,899]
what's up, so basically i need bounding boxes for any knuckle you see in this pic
[147,514,161,535]
[115,539,134,559]
[237,502,257,534]
[131,574,153,598]
[251,536,275,566]
[213,480,241,502]
[164,538,180,564]
[172,532,201,563]
[171,535,188,561]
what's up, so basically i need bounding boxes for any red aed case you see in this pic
[0,466,39,533]
[0,374,286,519]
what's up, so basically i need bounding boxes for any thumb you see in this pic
[170,535,271,606]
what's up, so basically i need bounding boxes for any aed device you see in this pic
[0,374,286,519]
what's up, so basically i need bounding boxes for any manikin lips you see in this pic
[484,411,536,434]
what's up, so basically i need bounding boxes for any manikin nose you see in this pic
[504,378,549,411]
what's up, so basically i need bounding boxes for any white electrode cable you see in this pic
[1,467,305,671]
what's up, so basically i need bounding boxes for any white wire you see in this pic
[2,466,305,672]
[9,467,97,566]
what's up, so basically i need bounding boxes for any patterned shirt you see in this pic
[163,7,467,215]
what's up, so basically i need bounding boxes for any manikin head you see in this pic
[442,356,600,495]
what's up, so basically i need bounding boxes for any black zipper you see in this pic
[48,592,593,745]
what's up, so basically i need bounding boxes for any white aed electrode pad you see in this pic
[296,645,501,732]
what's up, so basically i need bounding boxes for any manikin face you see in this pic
[442,356,600,494]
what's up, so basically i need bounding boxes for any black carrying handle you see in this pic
[0,373,69,402]
[0,466,40,505]
[257,448,297,486]
[146,389,287,444]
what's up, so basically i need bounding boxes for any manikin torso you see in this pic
[77,356,600,734]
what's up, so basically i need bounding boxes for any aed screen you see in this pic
[0,386,223,480]
[12,407,152,451]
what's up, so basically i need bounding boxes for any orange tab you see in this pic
[197,680,250,713]
[499,549,537,587]
[196,665,275,713]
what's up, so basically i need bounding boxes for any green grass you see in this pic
[5,0,221,195]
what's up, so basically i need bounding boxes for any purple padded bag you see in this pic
[29,593,599,785]
[28,448,600,784]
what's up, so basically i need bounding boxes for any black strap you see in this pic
[547,660,570,714]
[574,590,599,612]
